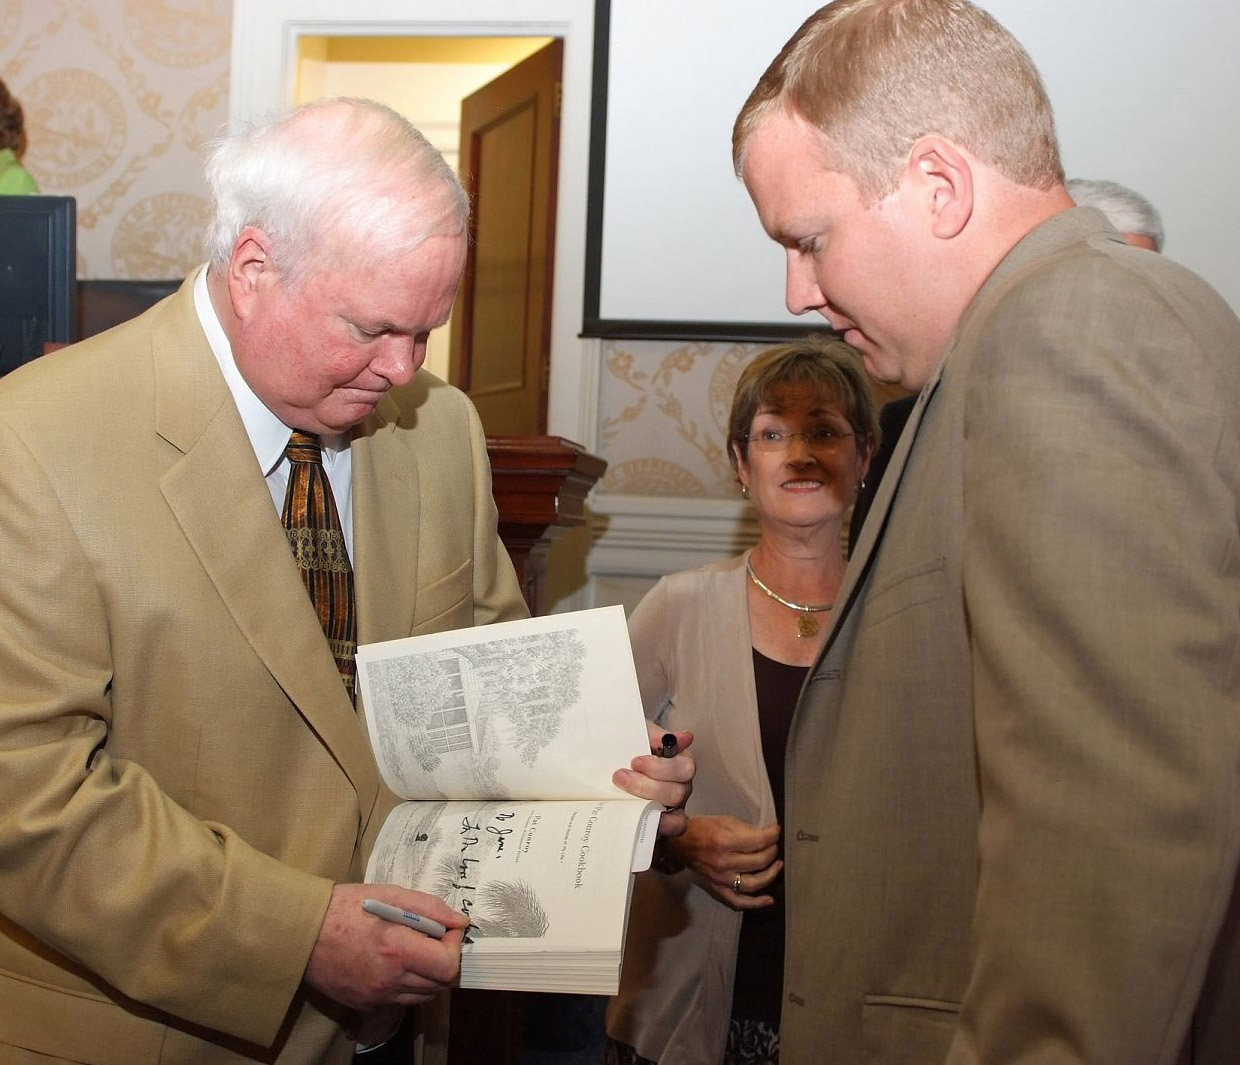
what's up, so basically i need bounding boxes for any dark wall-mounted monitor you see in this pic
[0,195,76,377]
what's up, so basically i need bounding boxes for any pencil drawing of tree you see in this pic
[433,853,465,900]
[457,631,585,771]
[471,879,550,939]
[372,628,588,796]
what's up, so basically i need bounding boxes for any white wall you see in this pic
[598,0,1240,324]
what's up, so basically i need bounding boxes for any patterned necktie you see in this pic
[281,431,356,698]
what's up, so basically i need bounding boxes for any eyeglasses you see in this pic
[743,427,855,453]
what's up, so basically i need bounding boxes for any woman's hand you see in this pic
[613,724,696,837]
[664,814,782,910]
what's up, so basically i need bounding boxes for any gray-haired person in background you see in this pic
[1066,177,1164,251]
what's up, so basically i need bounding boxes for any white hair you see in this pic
[204,98,468,281]
[1066,178,1164,252]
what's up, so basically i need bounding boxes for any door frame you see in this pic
[228,1,600,446]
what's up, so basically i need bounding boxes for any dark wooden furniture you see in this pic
[77,279,179,339]
[486,435,607,614]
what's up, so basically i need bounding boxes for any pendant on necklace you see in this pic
[797,613,820,639]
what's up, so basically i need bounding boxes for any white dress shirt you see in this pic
[193,265,354,561]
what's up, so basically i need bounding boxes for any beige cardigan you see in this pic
[606,552,779,1065]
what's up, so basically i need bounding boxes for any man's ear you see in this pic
[226,226,275,320]
[907,136,973,239]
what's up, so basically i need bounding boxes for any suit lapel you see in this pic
[150,275,378,803]
[351,394,422,647]
[817,360,946,660]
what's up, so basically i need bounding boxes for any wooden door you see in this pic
[450,40,562,436]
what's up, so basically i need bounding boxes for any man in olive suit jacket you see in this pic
[734,2,1240,1063]
[0,99,693,1065]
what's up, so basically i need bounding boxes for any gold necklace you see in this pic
[746,560,833,638]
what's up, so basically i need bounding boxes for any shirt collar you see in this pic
[193,265,347,475]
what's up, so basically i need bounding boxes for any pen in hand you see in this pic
[655,732,684,815]
[361,897,448,940]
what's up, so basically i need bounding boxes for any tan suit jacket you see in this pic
[782,208,1240,1065]
[0,275,526,1064]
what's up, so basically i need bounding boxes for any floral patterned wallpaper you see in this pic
[1,0,231,280]
[598,338,767,500]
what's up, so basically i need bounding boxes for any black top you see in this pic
[847,393,916,557]
[730,648,809,1025]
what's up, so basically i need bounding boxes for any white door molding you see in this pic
[228,0,599,445]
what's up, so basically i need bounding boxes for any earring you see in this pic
[740,483,749,498]
[858,478,866,493]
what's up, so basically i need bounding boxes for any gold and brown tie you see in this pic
[281,431,356,698]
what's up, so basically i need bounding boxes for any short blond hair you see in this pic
[733,0,1063,202]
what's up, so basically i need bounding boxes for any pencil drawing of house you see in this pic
[367,630,587,797]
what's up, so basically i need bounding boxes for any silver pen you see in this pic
[361,897,448,940]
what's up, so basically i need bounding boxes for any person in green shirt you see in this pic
[0,76,39,195]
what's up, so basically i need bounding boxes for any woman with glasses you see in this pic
[606,335,878,1065]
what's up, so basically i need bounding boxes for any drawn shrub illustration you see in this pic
[457,632,585,769]
[471,879,550,939]
[368,628,589,797]
[433,852,469,900]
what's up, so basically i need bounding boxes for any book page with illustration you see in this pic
[355,606,663,993]
[359,605,652,803]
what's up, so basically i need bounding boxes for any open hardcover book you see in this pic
[356,605,662,995]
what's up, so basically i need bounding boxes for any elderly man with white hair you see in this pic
[1066,176,1165,251]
